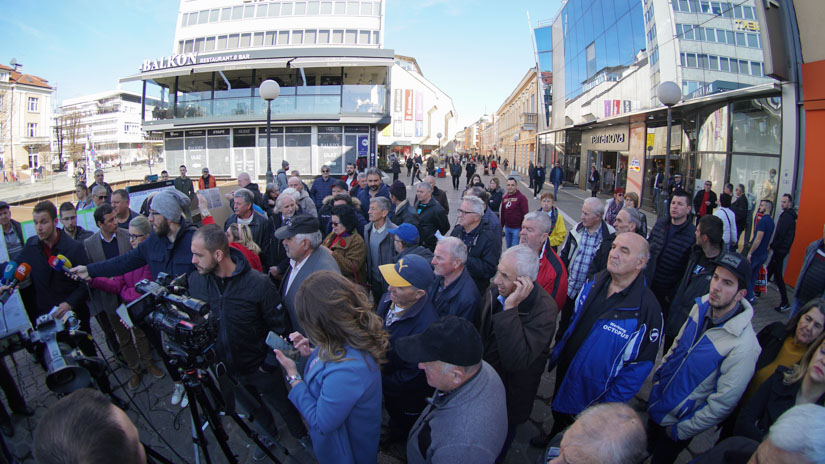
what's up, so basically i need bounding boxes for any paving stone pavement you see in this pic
[0,167,787,464]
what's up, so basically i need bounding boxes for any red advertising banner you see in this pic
[404,90,414,121]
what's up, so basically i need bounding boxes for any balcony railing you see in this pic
[520,112,537,130]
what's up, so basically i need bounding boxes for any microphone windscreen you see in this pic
[55,254,72,269]
[2,262,16,284]
[13,263,30,281]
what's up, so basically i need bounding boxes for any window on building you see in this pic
[747,33,759,48]
[205,37,216,51]
[184,40,194,53]
[739,59,750,74]
[227,34,239,49]
[244,5,255,18]
[347,1,359,15]
[744,6,755,19]
[321,2,332,14]
[308,1,320,15]
[220,7,231,21]
[700,1,710,13]
[217,35,227,49]
[345,29,357,44]
[318,30,330,44]
[305,29,317,44]
[240,33,251,48]
[282,3,293,15]
[751,62,763,76]
[359,30,370,44]
[361,2,372,15]
[719,57,730,72]
[687,53,697,68]
[27,97,38,112]
[334,2,346,14]
[586,42,596,77]
[253,32,264,47]
[699,54,709,69]
[735,31,746,46]
[295,2,307,15]
[709,55,719,70]
[726,30,735,44]
[181,13,188,27]
[231,6,243,20]
[278,31,289,45]
[187,11,198,26]
[265,31,276,46]
[194,38,205,52]
[209,9,219,22]
[27,123,37,137]
[331,29,344,44]
[198,10,208,24]
[373,31,379,44]
[683,25,695,40]
[733,5,742,18]
[292,30,303,44]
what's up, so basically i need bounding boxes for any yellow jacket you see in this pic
[548,208,567,247]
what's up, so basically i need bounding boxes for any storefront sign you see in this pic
[140,52,252,72]
[735,20,759,31]
[404,90,414,121]
[582,126,630,151]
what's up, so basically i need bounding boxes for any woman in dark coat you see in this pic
[487,177,503,215]
[588,164,600,197]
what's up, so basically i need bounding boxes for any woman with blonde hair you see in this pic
[225,223,262,272]
[275,271,389,464]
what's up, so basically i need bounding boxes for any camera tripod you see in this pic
[175,361,287,464]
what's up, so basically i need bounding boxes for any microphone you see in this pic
[1,262,16,285]
[48,255,73,273]
[0,263,30,304]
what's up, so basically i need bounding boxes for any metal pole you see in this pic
[265,100,273,185]
[661,105,673,217]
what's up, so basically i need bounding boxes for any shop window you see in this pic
[731,97,781,154]
[729,155,779,205]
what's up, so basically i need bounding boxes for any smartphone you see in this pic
[115,304,134,329]
[265,331,293,352]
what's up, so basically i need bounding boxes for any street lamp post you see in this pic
[656,81,681,218]
[259,79,281,185]
[513,134,519,173]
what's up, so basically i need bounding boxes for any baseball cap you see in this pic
[388,223,419,244]
[274,214,319,239]
[0,201,9,210]
[202,167,210,173]
[379,254,434,290]
[396,316,483,367]
[713,252,751,290]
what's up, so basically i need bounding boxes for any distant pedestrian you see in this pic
[769,194,797,313]
[588,164,600,197]
[532,163,546,198]
[746,200,775,302]
[500,178,529,249]
[550,161,564,199]
[693,180,718,223]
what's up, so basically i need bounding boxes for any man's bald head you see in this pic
[606,231,649,279]
[237,172,251,187]
[552,403,646,464]
[288,176,302,191]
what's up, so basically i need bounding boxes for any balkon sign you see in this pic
[141,53,199,72]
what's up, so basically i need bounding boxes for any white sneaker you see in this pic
[180,393,189,408]
[171,383,184,406]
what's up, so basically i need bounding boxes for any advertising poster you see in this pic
[394,89,403,112]
[626,124,646,197]
[404,90,414,121]
[369,126,377,167]
[415,93,423,121]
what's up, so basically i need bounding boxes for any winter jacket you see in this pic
[550,166,564,185]
[483,207,502,241]
[428,268,481,323]
[391,160,401,174]
[198,175,217,190]
[18,230,90,319]
[377,295,438,395]
[317,195,366,236]
[322,231,368,286]
[533,166,546,183]
[500,190,529,229]
[275,169,289,193]
[87,219,197,281]
[481,283,557,425]
[648,297,760,441]
[90,264,152,303]
[449,161,462,177]
[646,217,696,306]
[295,188,318,217]
[310,176,335,210]
[450,218,501,294]
[734,366,825,442]
[357,183,391,218]
[6,219,24,259]
[365,221,397,290]
[549,271,662,415]
[416,198,450,251]
[693,189,718,216]
[731,195,748,232]
[224,211,273,269]
[432,186,449,214]
[753,322,795,373]
[770,208,797,255]
[173,176,196,201]
[395,245,433,264]
[665,246,719,339]
[406,361,507,464]
[187,248,284,375]
[537,238,568,310]
[794,239,825,304]
[539,207,567,248]
[487,187,503,213]
[390,199,420,231]
[289,346,382,464]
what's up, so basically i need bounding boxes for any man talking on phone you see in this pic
[186,224,308,460]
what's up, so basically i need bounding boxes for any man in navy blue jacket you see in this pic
[429,237,481,322]
[531,232,662,448]
[309,165,335,211]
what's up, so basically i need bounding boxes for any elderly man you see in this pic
[288,176,317,217]
[450,195,499,294]
[520,212,568,310]
[424,176,449,214]
[389,180,420,231]
[664,215,724,354]
[377,255,438,445]
[310,165,335,211]
[548,403,647,464]
[0,201,25,261]
[111,189,138,229]
[586,206,645,280]
[224,188,272,268]
[532,233,662,448]
[429,237,481,322]
[557,197,614,341]
[275,214,340,334]
[415,181,449,252]
[647,252,760,464]
[468,186,502,239]
[91,186,109,208]
[365,196,398,304]
[480,245,557,460]
[58,202,93,242]
[357,167,391,218]
[198,167,216,190]
[389,223,434,263]
[349,171,367,198]
[268,192,300,280]
[647,189,696,313]
[399,316,507,463]
[88,169,112,202]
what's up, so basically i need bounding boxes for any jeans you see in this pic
[553,183,560,200]
[504,226,520,249]
[767,252,790,306]
[533,180,544,197]
[653,188,661,210]
[747,255,767,301]
[452,175,460,190]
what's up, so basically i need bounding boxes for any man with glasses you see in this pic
[310,165,335,211]
[198,167,216,190]
[693,180,718,224]
[88,169,112,203]
[58,202,93,242]
[450,196,500,294]
[91,186,109,209]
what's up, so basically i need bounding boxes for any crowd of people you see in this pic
[2,158,824,464]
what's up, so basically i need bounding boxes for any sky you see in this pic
[3,0,561,132]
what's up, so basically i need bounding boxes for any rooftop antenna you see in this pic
[9,58,21,71]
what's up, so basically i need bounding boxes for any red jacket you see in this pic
[500,190,529,228]
[198,175,217,190]
[538,239,568,310]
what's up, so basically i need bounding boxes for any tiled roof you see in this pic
[0,64,52,89]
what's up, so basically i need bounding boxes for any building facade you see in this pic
[495,68,538,175]
[0,63,53,178]
[122,0,392,179]
[377,55,456,163]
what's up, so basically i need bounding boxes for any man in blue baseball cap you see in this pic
[389,223,434,264]
[376,254,438,447]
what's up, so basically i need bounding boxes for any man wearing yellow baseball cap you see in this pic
[376,254,438,447]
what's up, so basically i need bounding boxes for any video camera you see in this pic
[26,309,97,395]
[126,273,214,368]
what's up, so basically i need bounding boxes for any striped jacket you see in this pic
[648,296,760,440]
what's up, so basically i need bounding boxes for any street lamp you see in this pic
[656,81,681,217]
[513,134,519,172]
[259,79,281,185]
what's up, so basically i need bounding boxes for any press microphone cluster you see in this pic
[0,262,31,305]
[48,254,74,274]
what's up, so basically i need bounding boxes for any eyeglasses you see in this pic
[322,170,330,173]
[457,209,478,216]
[330,221,340,226]
[129,233,147,240]
[98,195,107,200]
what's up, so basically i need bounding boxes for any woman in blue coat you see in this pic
[275,271,390,464]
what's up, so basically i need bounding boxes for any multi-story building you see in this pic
[479,116,497,157]
[0,63,53,178]
[534,0,791,213]
[377,55,456,162]
[57,90,162,170]
[495,68,539,175]
[121,0,393,179]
